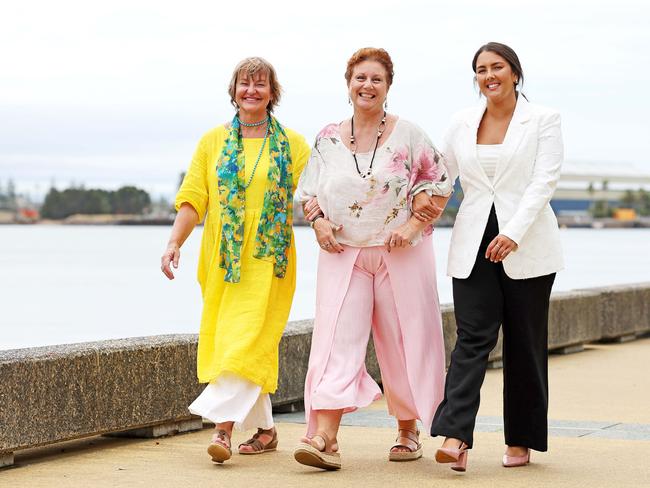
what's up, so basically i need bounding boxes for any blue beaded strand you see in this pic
[243,119,270,190]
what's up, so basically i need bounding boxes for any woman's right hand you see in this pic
[161,242,180,280]
[313,218,344,253]
[303,197,323,222]
[412,192,444,222]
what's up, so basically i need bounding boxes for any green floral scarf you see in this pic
[216,114,293,283]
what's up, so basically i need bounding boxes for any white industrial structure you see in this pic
[554,161,650,206]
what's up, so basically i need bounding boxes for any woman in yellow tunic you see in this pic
[160,57,310,464]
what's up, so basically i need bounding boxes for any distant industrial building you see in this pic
[552,161,650,214]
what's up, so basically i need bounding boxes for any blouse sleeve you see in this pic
[174,135,209,222]
[295,137,323,203]
[408,127,453,198]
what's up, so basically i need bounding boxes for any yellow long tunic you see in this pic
[175,125,310,393]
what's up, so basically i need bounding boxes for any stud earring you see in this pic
[348,97,352,105]
[384,98,388,110]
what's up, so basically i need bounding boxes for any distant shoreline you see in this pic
[2,216,650,229]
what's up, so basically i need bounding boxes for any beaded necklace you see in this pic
[238,115,270,189]
[236,115,268,127]
[350,111,387,179]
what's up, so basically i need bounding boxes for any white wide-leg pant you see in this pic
[188,372,273,431]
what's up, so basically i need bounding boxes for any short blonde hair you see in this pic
[228,57,282,113]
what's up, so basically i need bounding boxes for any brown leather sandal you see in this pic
[293,431,341,470]
[238,428,278,455]
[388,428,423,462]
[207,429,232,463]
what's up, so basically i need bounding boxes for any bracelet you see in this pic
[309,214,325,228]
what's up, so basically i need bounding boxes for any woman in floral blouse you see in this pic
[293,47,452,471]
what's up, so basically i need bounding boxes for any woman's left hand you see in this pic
[385,221,419,252]
[485,234,518,262]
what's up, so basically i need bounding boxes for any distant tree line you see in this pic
[41,186,151,219]
[0,179,17,210]
[589,187,650,218]
[619,189,650,216]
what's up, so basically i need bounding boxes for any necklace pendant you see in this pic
[350,110,385,181]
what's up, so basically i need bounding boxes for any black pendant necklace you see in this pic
[350,111,387,179]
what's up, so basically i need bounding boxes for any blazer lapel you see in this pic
[462,102,493,187]
[492,96,532,186]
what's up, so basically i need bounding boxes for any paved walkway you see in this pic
[3,338,650,487]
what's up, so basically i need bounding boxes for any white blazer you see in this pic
[444,96,564,280]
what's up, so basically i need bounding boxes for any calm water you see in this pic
[1,225,649,350]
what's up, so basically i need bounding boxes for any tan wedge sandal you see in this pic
[388,428,423,462]
[238,428,278,455]
[207,429,232,463]
[293,431,341,470]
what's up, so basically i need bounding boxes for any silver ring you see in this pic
[495,244,501,248]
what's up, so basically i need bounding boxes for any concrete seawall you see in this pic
[1,283,649,467]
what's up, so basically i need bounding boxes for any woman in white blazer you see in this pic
[419,42,564,471]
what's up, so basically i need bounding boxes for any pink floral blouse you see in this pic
[296,119,452,247]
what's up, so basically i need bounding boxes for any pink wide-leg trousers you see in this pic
[304,235,446,435]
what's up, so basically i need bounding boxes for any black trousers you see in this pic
[431,206,555,451]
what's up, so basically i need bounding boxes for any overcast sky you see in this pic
[1,0,648,200]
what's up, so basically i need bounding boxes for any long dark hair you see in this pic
[472,42,527,100]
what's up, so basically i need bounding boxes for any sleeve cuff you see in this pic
[499,227,522,247]
[175,197,206,223]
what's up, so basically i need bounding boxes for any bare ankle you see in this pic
[506,445,528,455]
[442,437,463,448]
[215,422,234,435]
